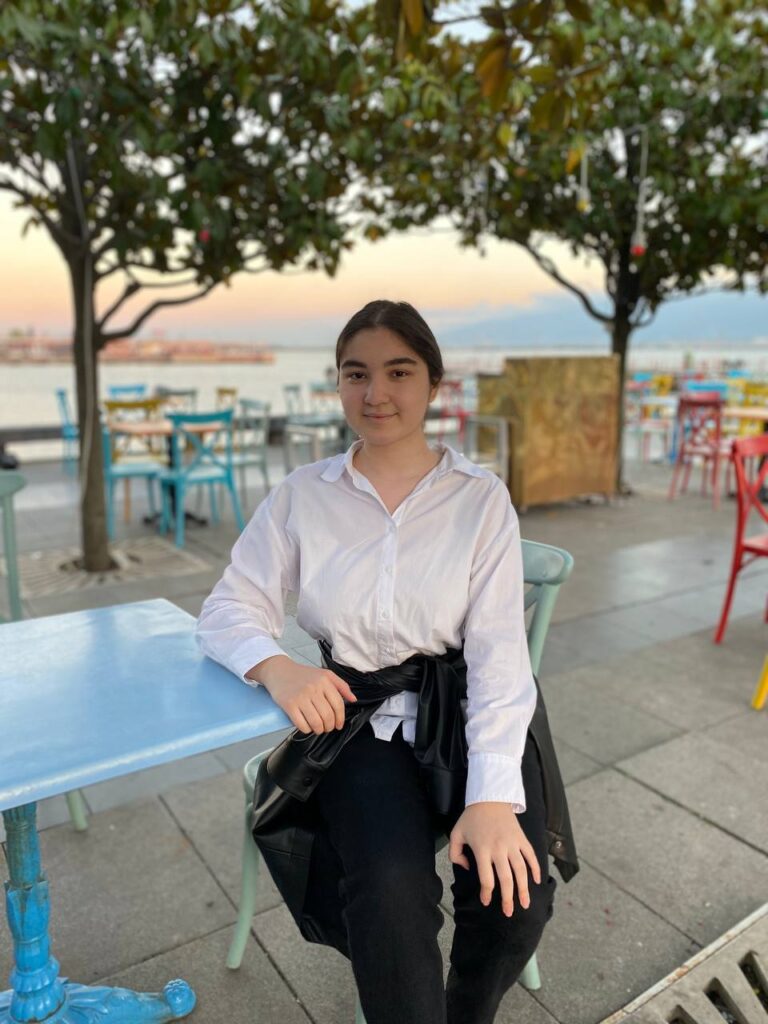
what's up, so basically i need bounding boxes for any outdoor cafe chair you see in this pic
[0,471,89,830]
[714,434,768,644]
[54,387,79,476]
[158,409,245,548]
[107,384,147,399]
[154,386,198,412]
[224,538,576,1010]
[668,392,730,509]
[101,426,160,541]
[461,414,510,485]
[102,397,167,527]
[215,386,238,410]
[230,399,271,508]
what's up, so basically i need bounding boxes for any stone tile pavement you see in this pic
[1,452,767,1023]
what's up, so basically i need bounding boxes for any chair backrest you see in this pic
[216,387,239,410]
[155,387,198,412]
[683,381,728,398]
[108,384,147,398]
[521,539,574,675]
[238,399,271,453]
[283,384,304,416]
[55,388,74,427]
[677,393,723,450]
[743,382,768,406]
[104,397,165,419]
[729,435,768,541]
[167,409,235,474]
[0,471,26,621]
[462,414,509,485]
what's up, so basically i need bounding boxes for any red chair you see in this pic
[714,434,768,643]
[668,392,730,508]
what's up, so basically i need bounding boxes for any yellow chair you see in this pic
[215,386,238,410]
[103,397,167,523]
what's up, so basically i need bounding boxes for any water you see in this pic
[3,344,768,461]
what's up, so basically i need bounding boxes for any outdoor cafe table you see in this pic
[0,599,290,1023]
[724,405,768,423]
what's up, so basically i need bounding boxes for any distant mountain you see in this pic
[432,289,767,349]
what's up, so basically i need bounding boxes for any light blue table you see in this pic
[0,598,290,1023]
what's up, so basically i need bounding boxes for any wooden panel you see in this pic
[478,356,619,507]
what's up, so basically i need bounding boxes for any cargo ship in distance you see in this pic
[0,336,275,364]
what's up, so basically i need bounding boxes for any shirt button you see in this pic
[383,565,392,575]
[381,610,389,619]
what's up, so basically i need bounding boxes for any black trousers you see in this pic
[306,723,556,1024]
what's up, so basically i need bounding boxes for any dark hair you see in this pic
[335,300,444,388]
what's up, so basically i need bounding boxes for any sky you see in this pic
[0,190,765,350]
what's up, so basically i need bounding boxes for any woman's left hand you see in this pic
[448,802,541,917]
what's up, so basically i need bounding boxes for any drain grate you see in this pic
[0,536,210,598]
[601,904,768,1024]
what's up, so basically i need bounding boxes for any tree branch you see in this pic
[522,242,612,323]
[0,177,81,249]
[100,282,219,345]
[97,278,142,331]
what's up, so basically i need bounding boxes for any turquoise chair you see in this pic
[55,388,79,475]
[0,471,89,830]
[107,384,147,398]
[102,426,160,540]
[158,409,245,548]
[230,399,271,509]
[225,538,575,1008]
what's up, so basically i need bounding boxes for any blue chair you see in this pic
[158,410,245,547]
[230,399,271,508]
[107,384,147,399]
[101,427,160,540]
[55,388,79,475]
[0,471,89,830]
[225,539,575,1008]
[683,381,728,398]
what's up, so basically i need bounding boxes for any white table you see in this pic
[0,599,289,1023]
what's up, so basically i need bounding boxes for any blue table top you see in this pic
[0,599,290,812]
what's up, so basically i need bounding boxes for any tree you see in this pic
[361,0,768,486]
[0,0,377,570]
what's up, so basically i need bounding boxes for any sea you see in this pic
[3,343,768,462]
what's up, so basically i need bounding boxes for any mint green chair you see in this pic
[0,471,89,831]
[230,399,271,509]
[225,539,575,1005]
[0,472,25,623]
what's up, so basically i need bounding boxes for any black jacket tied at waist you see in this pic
[251,640,579,948]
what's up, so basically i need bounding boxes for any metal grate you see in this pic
[601,904,768,1024]
[0,536,209,598]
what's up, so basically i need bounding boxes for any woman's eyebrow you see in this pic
[340,357,419,369]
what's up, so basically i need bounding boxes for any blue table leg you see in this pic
[0,803,196,1023]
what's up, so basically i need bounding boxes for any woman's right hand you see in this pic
[247,655,357,734]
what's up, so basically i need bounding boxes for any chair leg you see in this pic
[146,476,156,517]
[714,547,743,644]
[175,485,186,547]
[65,788,89,832]
[106,479,115,540]
[208,482,219,524]
[226,808,263,970]
[519,953,542,991]
[160,484,170,534]
[123,477,132,523]
[229,478,245,530]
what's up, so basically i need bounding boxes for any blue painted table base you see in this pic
[0,804,196,1023]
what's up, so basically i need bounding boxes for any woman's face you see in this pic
[338,327,438,449]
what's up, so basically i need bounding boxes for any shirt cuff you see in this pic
[230,636,289,685]
[465,752,526,814]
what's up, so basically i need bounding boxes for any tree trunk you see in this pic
[611,313,632,494]
[69,256,113,572]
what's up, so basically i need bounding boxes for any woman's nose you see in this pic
[365,376,388,404]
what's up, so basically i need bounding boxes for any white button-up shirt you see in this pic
[196,441,536,812]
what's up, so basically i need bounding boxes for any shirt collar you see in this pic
[320,439,487,483]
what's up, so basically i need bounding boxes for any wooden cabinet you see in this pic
[478,355,619,508]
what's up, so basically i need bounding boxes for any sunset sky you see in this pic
[0,190,763,350]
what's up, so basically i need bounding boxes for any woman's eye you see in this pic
[345,372,365,381]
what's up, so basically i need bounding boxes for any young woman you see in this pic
[196,300,576,1024]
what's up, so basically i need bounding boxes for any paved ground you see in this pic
[1,450,766,1024]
